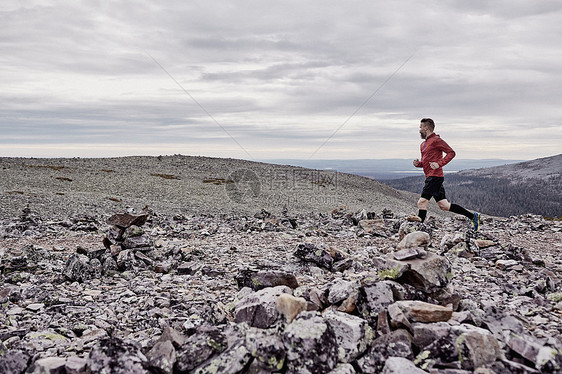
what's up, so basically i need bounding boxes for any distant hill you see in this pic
[261,159,524,180]
[0,155,438,220]
[383,154,562,218]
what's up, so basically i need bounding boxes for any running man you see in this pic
[412,118,480,230]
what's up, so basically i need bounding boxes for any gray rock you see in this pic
[26,357,66,374]
[234,286,291,328]
[356,280,395,322]
[328,363,356,374]
[382,357,427,374]
[65,356,88,374]
[147,340,176,374]
[294,243,334,270]
[397,231,430,250]
[245,328,286,372]
[175,325,226,373]
[356,329,414,373]
[62,254,97,282]
[236,269,299,291]
[283,311,338,374]
[192,340,252,374]
[87,337,148,374]
[398,252,452,293]
[327,279,357,305]
[0,350,31,374]
[323,310,374,362]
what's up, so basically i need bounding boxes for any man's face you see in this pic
[419,123,428,139]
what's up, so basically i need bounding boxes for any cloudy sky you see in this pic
[2,0,561,161]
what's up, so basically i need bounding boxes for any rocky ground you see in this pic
[1,203,561,373]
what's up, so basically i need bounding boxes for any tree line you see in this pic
[384,174,562,218]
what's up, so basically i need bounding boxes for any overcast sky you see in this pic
[2,0,561,160]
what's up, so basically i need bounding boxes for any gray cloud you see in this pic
[1,0,561,159]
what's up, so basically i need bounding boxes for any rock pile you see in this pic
[1,209,561,373]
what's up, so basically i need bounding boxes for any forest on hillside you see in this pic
[384,174,562,218]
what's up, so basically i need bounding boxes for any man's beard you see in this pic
[420,131,426,139]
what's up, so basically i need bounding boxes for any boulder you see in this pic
[356,329,414,373]
[191,340,252,374]
[356,281,395,322]
[0,350,31,374]
[277,293,307,323]
[397,231,430,250]
[358,219,387,237]
[294,243,334,270]
[87,337,147,374]
[107,212,149,229]
[323,310,374,362]
[391,300,453,323]
[282,311,338,374]
[382,357,427,374]
[147,340,176,374]
[235,269,299,291]
[62,254,98,282]
[245,328,286,372]
[26,357,66,374]
[328,363,356,374]
[234,286,292,328]
[398,253,452,293]
[175,325,227,373]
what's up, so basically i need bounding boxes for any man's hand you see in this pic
[430,162,440,170]
[413,159,421,167]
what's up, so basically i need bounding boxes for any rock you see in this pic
[282,311,338,374]
[476,239,496,248]
[65,356,88,374]
[26,357,66,374]
[327,279,357,305]
[0,350,31,374]
[393,247,426,261]
[382,356,427,374]
[455,327,501,370]
[294,243,334,270]
[374,256,410,280]
[495,259,519,270]
[358,219,387,237]
[277,293,307,323]
[159,327,186,349]
[323,310,374,362]
[147,340,176,374]
[87,337,147,374]
[192,340,252,374]
[235,269,299,291]
[397,231,430,250]
[122,235,153,249]
[175,325,226,373]
[107,212,149,229]
[62,254,97,282]
[116,249,136,271]
[245,328,286,372]
[328,363,356,374]
[391,300,453,323]
[356,281,395,322]
[412,322,452,349]
[356,329,414,373]
[177,261,202,275]
[234,286,291,328]
[398,253,452,293]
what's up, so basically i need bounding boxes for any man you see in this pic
[412,118,480,230]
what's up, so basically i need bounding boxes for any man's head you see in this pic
[419,118,435,139]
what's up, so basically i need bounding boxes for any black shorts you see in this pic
[421,176,446,201]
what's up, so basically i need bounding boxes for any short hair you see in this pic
[421,118,435,130]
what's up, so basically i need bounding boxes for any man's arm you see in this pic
[413,159,423,167]
[437,139,456,167]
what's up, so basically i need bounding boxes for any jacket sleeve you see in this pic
[437,139,456,167]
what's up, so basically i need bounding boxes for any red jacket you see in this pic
[417,133,456,177]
